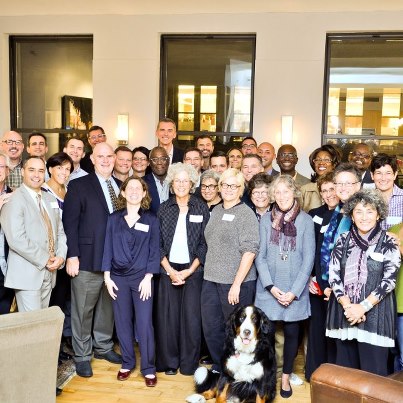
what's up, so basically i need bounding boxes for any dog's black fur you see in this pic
[195,305,276,403]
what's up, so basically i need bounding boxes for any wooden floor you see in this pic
[57,350,311,403]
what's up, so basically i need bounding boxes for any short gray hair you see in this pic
[219,168,245,195]
[268,174,301,203]
[200,169,220,184]
[166,162,199,194]
[343,189,388,220]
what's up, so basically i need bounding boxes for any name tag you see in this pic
[134,223,149,232]
[50,202,59,209]
[313,215,323,225]
[369,252,384,262]
[387,216,402,225]
[222,214,235,222]
[320,224,329,233]
[362,183,376,189]
[189,214,203,223]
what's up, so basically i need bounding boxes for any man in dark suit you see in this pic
[63,142,122,378]
[348,143,375,188]
[258,142,279,176]
[144,146,170,214]
[80,125,107,173]
[156,118,183,164]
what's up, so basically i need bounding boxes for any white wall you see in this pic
[1,10,403,175]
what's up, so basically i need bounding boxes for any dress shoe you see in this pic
[280,384,293,399]
[117,369,132,381]
[94,350,122,364]
[145,374,157,387]
[164,368,178,375]
[75,360,93,377]
[199,355,213,365]
[56,387,62,396]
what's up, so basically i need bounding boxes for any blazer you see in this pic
[63,173,121,272]
[144,173,170,215]
[0,185,67,290]
[361,169,375,187]
[172,146,184,164]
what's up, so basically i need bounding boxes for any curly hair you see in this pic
[166,162,199,194]
[116,175,151,210]
[316,171,335,192]
[268,174,301,203]
[248,172,273,196]
[342,188,388,220]
[309,144,342,181]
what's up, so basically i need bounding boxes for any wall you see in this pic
[1,10,403,175]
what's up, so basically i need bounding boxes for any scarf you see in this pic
[344,221,382,303]
[270,200,300,252]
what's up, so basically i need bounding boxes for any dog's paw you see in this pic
[194,366,209,385]
[185,393,206,403]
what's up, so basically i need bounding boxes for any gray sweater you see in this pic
[204,203,259,284]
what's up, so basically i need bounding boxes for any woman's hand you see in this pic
[270,286,284,300]
[228,283,241,305]
[309,278,318,294]
[278,292,295,307]
[105,278,118,300]
[323,287,332,301]
[180,268,194,281]
[344,303,366,325]
[139,274,152,301]
[170,269,185,286]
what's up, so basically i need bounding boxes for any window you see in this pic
[10,35,93,154]
[323,33,403,172]
[160,34,256,143]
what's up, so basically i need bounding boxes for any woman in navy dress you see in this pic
[102,175,160,386]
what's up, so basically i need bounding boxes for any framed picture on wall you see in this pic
[62,95,92,130]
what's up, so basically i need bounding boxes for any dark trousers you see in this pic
[112,273,155,375]
[0,269,14,315]
[336,339,389,376]
[155,266,203,375]
[305,294,336,381]
[201,279,256,372]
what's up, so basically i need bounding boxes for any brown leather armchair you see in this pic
[311,363,403,403]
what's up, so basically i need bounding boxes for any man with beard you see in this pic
[196,135,214,171]
[1,130,24,189]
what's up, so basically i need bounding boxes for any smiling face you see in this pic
[132,151,149,175]
[156,121,176,147]
[319,181,339,209]
[352,202,379,235]
[228,149,243,169]
[334,171,361,202]
[251,184,270,211]
[184,150,202,173]
[27,135,48,158]
[277,145,298,175]
[149,148,169,177]
[172,170,192,198]
[220,175,243,204]
[201,177,219,203]
[241,157,263,182]
[88,128,106,149]
[349,144,372,172]
[258,142,276,170]
[63,138,85,165]
[2,131,24,162]
[121,178,146,207]
[210,156,228,174]
[22,157,46,191]
[313,150,334,176]
[196,138,214,158]
[241,139,257,155]
[371,164,397,193]
[49,161,71,186]
[273,181,295,211]
[114,150,133,176]
[90,143,115,178]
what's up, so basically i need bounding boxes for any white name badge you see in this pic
[189,214,203,223]
[134,223,149,232]
[313,215,323,225]
[362,183,376,189]
[50,202,59,209]
[387,216,402,225]
[222,214,235,222]
[320,224,329,233]
[369,252,384,262]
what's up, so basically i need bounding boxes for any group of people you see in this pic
[0,118,402,399]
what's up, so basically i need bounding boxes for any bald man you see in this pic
[258,142,279,176]
[1,130,24,189]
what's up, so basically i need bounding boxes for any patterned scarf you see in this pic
[344,221,382,303]
[270,200,300,251]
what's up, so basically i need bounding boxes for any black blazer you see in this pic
[80,152,95,173]
[361,169,374,186]
[172,147,184,164]
[63,173,121,271]
[143,173,163,215]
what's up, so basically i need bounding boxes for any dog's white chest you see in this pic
[226,353,264,383]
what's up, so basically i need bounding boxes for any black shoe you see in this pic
[280,384,293,399]
[94,350,122,364]
[56,387,62,396]
[164,368,178,375]
[59,350,73,362]
[200,355,213,365]
[75,360,93,377]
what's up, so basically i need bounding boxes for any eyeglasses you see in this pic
[173,179,190,185]
[278,152,297,159]
[334,181,359,188]
[133,157,148,162]
[184,157,201,163]
[150,157,169,164]
[201,184,218,191]
[2,140,23,146]
[251,190,269,197]
[350,151,371,160]
[320,187,336,195]
[221,183,241,190]
[313,158,333,164]
[88,134,106,141]
[242,144,257,149]
[373,171,395,178]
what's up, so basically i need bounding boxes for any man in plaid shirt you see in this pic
[1,131,24,190]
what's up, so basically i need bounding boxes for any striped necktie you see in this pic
[106,179,119,212]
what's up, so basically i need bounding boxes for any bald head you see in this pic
[277,144,298,176]
[90,143,116,178]
[2,131,24,164]
[258,142,276,171]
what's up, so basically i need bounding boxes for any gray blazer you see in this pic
[0,185,67,291]
[254,210,315,322]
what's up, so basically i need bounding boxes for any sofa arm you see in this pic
[311,364,403,403]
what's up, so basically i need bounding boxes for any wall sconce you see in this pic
[117,113,129,145]
[281,115,293,144]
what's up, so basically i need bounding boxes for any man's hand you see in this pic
[46,256,64,272]
[66,257,80,277]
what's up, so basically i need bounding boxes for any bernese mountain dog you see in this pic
[187,305,276,403]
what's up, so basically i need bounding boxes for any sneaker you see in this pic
[289,372,304,385]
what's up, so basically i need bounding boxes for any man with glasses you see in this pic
[1,130,24,189]
[80,125,107,174]
[348,143,374,188]
[144,146,170,214]
[155,118,183,164]
[276,144,310,187]
[241,137,258,156]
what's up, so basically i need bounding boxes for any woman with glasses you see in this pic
[300,144,341,212]
[201,168,259,373]
[132,146,150,177]
[227,147,243,170]
[200,169,222,212]
[155,163,210,376]
[248,172,273,222]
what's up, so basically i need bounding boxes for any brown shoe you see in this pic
[117,369,132,381]
[145,374,157,387]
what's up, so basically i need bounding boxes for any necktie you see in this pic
[106,179,119,212]
[37,194,55,257]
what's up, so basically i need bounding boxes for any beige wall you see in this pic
[1,10,403,175]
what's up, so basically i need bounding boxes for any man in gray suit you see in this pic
[0,156,67,311]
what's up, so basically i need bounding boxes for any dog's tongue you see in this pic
[242,338,250,345]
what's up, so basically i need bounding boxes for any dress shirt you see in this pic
[68,165,88,182]
[153,174,169,204]
[95,173,119,214]
[381,184,403,230]
[6,160,23,189]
